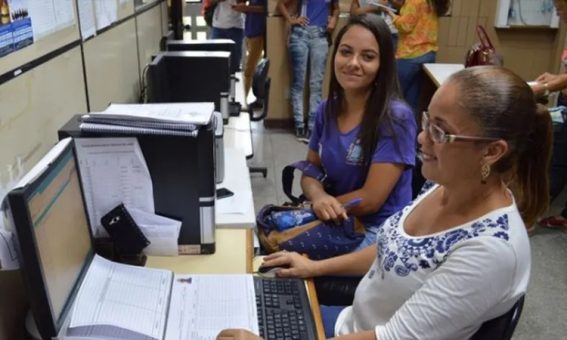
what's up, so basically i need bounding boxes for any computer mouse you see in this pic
[257,264,290,275]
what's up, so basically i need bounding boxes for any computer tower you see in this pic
[146,51,231,121]
[58,113,217,255]
[165,40,241,115]
[166,39,237,74]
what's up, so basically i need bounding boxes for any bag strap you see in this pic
[476,25,494,50]
[282,160,327,205]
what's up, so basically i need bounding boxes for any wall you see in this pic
[265,0,567,126]
[0,1,165,338]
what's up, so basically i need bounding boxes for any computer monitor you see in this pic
[6,140,93,339]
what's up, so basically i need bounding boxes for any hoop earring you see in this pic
[480,164,491,184]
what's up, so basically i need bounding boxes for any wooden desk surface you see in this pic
[423,63,464,87]
[146,228,254,274]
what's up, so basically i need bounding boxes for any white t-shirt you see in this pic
[212,0,244,29]
[335,183,531,340]
[359,0,398,34]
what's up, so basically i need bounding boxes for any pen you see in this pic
[343,198,362,210]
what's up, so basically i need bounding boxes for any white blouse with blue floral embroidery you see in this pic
[335,182,531,340]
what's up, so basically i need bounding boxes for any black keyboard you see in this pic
[254,277,317,340]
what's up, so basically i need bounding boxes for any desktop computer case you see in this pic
[58,115,216,255]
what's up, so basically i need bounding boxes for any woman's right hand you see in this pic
[261,251,321,278]
[312,195,348,223]
[289,15,309,26]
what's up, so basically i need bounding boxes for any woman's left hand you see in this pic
[217,329,262,340]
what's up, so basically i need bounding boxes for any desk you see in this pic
[224,112,254,158]
[146,228,254,273]
[215,147,256,229]
[423,63,465,87]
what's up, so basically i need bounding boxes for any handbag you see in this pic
[465,25,503,67]
[257,161,366,260]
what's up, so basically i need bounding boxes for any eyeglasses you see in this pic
[421,111,499,144]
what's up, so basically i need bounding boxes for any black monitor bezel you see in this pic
[7,141,94,340]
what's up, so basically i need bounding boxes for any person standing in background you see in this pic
[350,0,404,50]
[377,0,449,115]
[210,0,245,73]
[232,0,267,105]
[277,0,340,140]
[530,0,567,229]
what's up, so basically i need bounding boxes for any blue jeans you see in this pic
[353,225,379,251]
[211,27,244,72]
[320,305,347,338]
[288,26,329,131]
[397,51,436,114]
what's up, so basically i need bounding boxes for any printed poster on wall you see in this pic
[7,0,33,49]
[0,0,33,58]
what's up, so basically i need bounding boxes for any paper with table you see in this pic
[67,256,259,340]
[68,255,172,339]
[74,138,155,238]
[165,274,259,340]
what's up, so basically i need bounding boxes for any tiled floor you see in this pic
[247,121,567,340]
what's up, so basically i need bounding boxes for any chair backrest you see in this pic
[251,58,270,121]
[470,295,525,340]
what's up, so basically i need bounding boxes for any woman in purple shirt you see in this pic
[302,14,416,249]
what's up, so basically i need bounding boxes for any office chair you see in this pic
[471,295,525,340]
[248,58,270,178]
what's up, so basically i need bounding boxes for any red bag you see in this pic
[465,25,503,67]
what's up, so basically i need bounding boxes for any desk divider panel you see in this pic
[83,19,140,111]
[136,5,163,77]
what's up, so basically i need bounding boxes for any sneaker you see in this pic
[295,127,305,138]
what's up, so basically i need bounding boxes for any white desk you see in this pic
[224,112,253,158]
[215,147,256,229]
[423,63,465,87]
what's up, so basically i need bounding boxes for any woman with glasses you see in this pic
[231,66,552,339]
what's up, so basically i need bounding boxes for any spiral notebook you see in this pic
[80,102,214,135]
[79,122,199,136]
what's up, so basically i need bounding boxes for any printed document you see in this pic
[129,207,181,256]
[74,138,154,238]
[165,274,259,340]
[69,255,172,339]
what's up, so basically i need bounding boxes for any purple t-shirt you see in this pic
[300,0,335,28]
[244,0,266,38]
[308,100,416,227]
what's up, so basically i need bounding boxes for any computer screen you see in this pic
[8,142,92,338]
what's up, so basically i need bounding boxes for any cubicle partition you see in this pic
[0,1,167,338]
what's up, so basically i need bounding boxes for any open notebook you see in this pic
[7,138,316,340]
